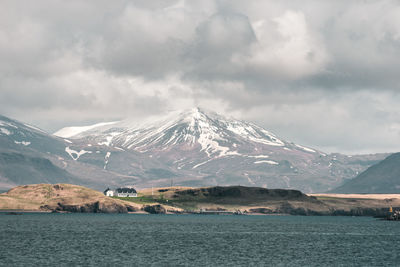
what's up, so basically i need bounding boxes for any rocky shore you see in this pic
[1,184,398,216]
[133,186,399,217]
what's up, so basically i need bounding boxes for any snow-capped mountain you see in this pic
[54,108,387,192]
[0,115,135,191]
[56,108,290,156]
[0,114,66,155]
[0,114,79,189]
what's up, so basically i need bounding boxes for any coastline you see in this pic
[309,193,400,199]
[0,209,51,213]
[1,184,398,217]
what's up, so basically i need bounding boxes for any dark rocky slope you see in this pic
[173,186,317,204]
[0,152,84,186]
[331,153,400,193]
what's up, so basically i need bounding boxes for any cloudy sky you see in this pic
[1,0,400,154]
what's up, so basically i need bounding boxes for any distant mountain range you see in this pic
[331,153,400,193]
[0,108,388,192]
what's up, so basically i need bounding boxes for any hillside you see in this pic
[331,153,400,193]
[0,115,80,189]
[0,152,85,187]
[0,184,142,213]
[0,115,144,191]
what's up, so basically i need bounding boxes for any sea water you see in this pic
[1,214,399,266]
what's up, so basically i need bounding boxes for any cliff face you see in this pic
[0,184,141,213]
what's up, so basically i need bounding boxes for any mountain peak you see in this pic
[166,107,218,123]
[54,108,291,157]
[53,108,331,160]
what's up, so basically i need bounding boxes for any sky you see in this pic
[1,0,400,154]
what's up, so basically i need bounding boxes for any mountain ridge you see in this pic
[331,153,400,193]
[55,108,290,152]
[0,109,389,192]
[0,114,137,191]
[49,108,387,192]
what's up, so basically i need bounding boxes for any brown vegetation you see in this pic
[0,184,142,213]
[1,184,398,216]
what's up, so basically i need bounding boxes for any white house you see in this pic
[104,187,137,197]
[104,188,114,197]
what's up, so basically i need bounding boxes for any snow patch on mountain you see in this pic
[0,121,17,129]
[0,128,11,135]
[55,121,119,138]
[14,141,31,146]
[104,152,111,169]
[295,144,316,153]
[65,147,92,161]
[244,173,255,184]
[226,122,284,146]
[254,160,279,165]
[98,132,120,146]
[193,158,213,169]
[245,155,270,159]
[197,132,230,157]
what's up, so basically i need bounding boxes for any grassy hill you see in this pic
[0,184,142,213]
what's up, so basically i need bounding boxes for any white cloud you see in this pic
[237,10,329,79]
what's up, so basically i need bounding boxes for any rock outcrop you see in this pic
[46,201,132,213]
[143,204,166,214]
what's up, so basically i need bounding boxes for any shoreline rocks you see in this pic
[143,204,166,214]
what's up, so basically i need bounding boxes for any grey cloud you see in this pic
[182,12,256,81]
[1,0,400,153]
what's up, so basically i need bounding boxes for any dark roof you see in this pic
[103,188,111,194]
[116,188,137,193]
